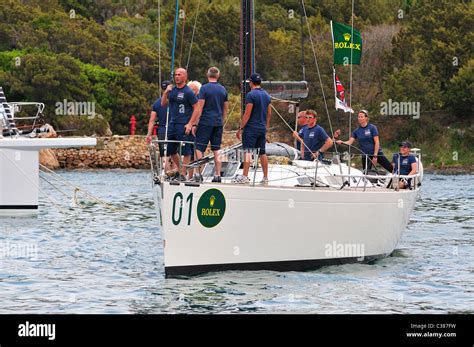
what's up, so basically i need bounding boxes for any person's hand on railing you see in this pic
[146,135,153,145]
[336,140,343,145]
[184,122,193,135]
[236,128,242,140]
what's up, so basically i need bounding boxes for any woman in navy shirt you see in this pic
[336,110,393,173]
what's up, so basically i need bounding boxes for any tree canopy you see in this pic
[0,0,472,165]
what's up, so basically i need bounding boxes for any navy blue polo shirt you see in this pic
[393,153,417,175]
[198,82,228,127]
[244,88,271,131]
[351,123,382,155]
[300,124,329,160]
[296,127,304,151]
[168,85,198,125]
[152,97,168,134]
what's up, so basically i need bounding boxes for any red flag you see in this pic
[333,68,354,113]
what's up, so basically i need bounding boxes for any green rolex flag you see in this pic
[331,21,362,65]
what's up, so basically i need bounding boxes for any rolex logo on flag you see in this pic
[333,68,354,113]
[331,20,362,65]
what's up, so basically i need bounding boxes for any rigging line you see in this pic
[301,0,344,178]
[164,0,180,170]
[39,164,119,210]
[170,0,179,81]
[223,101,238,129]
[348,0,355,175]
[39,172,72,199]
[252,0,256,73]
[300,1,337,151]
[0,150,65,214]
[185,0,201,71]
[178,0,187,67]
[158,0,162,92]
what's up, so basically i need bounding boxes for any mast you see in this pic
[300,2,305,81]
[170,0,180,82]
[240,0,255,115]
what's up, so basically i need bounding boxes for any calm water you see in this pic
[1,171,473,314]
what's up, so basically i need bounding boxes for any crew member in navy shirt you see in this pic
[295,110,308,152]
[292,109,333,161]
[336,110,393,173]
[392,140,417,189]
[234,73,271,184]
[188,67,229,183]
[161,68,199,180]
[146,80,171,154]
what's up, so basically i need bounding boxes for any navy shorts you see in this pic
[167,123,195,156]
[242,128,266,155]
[195,125,223,152]
[157,131,166,156]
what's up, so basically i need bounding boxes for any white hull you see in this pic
[0,138,96,216]
[156,179,419,277]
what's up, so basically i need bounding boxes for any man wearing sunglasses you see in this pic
[292,109,333,161]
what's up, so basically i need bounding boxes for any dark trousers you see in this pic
[361,154,393,173]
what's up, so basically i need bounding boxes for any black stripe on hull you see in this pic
[165,254,386,277]
[0,205,38,210]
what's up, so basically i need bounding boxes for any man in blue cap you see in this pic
[147,80,171,147]
[234,73,271,184]
[146,80,171,172]
[392,140,417,189]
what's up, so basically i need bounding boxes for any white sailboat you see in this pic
[0,86,96,216]
[151,0,422,277]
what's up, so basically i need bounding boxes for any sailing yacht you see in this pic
[150,0,422,277]
[0,86,96,216]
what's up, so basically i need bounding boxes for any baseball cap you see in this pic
[246,73,262,84]
[399,140,412,148]
[161,80,171,90]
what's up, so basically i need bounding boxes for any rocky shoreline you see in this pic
[42,132,286,170]
[40,135,473,174]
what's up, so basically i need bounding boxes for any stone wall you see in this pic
[51,136,150,169]
[44,130,291,170]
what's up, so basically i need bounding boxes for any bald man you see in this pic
[161,68,199,180]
